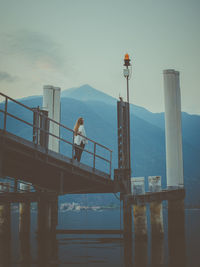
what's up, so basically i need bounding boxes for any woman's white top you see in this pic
[74,125,88,145]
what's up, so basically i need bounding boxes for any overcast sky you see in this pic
[0,0,199,114]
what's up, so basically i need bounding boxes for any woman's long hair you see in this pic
[73,117,83,136]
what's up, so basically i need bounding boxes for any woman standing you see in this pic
[73,117,88,162]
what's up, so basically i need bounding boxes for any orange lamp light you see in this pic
[124,53,131,66]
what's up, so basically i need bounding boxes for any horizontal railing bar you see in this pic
[95,154,111,163]
[0,92,36,112]
[0,93,112,153]
[0,110,33,128]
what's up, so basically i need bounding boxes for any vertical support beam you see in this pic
[149,176,164,266]
[124,237,133,267]
[60,172,64,195]
[0,149,3,177]
[0,183,11,237]
[37,197,50,235]
[133,204,147,240]
[19,183,31,237]
[131,177,147,240]
[134,238,148,267]
[123,194,132,240]
[132,178,148,266]
[148,176,164,237]
[0,183,11,266]
[168,198,186,267]
[19,181,31,265]
[38,195,57,234]
[49,196,58,232]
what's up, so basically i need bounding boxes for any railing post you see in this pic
[3,97,8,131]
[93,143,96,170]
[109,151,112,178]
[72,132,74,162]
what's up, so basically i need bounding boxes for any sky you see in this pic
[0,0,199,114]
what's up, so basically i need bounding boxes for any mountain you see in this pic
[61,84,117,105]
[0,85,200,206]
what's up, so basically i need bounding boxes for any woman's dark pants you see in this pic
[74,142,85,162]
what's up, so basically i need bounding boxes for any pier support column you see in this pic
[0,183,11,267]
[0,150,2,177]
[38,195,58,234]
[123,194,132,240]
[148,176,164,237]
[148,176,164,265]
[0,183,11,237]
[19,183,31,236]
[168,198,186,267]
[19,183,31,265]
[131,177,147,240]
[131,178,148,266]
[38,197,50,234]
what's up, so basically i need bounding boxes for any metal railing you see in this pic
[0,92,112,177]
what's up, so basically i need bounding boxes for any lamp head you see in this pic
[124,53,131,67]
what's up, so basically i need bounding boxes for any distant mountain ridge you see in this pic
[61,84,117,105]
[0,84,200,206]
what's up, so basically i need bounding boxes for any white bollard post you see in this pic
[43,85,61,153]
[163,69,184,188]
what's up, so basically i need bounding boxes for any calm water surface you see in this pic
[1,208,200,266]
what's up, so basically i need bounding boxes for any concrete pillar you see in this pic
[131,177,147,240]
[19,183,31,236]
[43,85,61,153]
[148,176,164,237]
[163,69,184,188]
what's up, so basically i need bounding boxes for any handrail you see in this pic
[0,92,111,152]
[0,92,113,177]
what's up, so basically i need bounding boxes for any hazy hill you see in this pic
[0,85,200,206]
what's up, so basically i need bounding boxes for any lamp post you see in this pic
[123,54,131,103]
[123,54,131,174]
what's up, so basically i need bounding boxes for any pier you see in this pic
[0,67,186,266]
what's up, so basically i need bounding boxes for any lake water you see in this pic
[1,207,200,266]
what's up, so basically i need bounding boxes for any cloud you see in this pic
[1,30,64,70]
[0,71,18,82]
